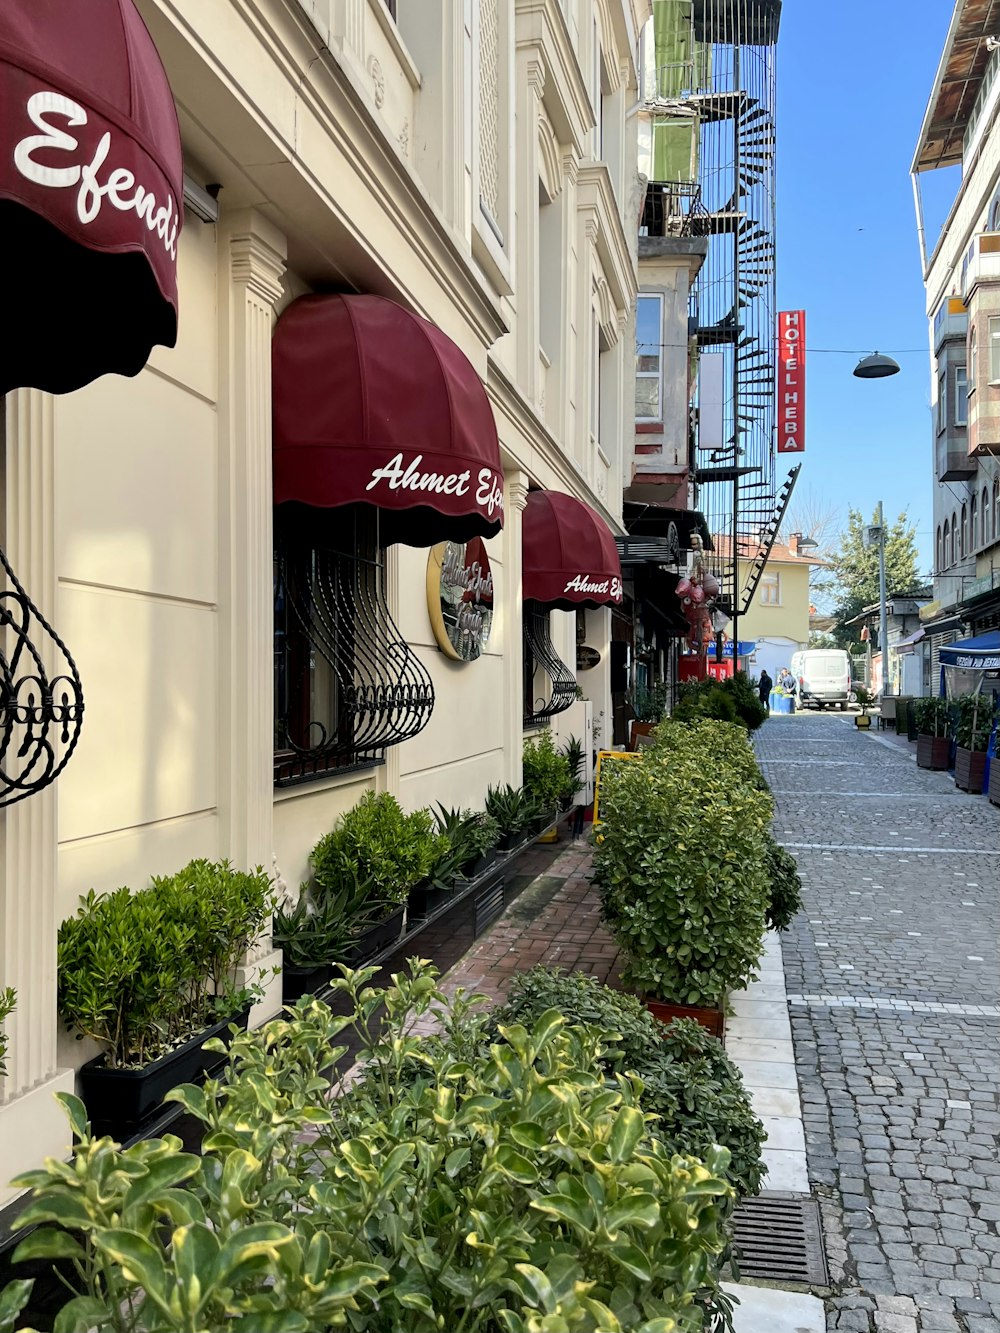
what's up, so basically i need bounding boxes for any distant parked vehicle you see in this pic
[790,649,853,710]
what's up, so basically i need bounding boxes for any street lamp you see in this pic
[854,352,901,379]
[864,505,890,697]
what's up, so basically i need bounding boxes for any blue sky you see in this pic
[777,0,958,576]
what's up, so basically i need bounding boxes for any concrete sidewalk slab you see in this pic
[724,1282,825,1333]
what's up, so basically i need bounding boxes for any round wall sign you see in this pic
[577,645,601,671]
[426,538,494,662]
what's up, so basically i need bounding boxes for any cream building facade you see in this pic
[0,0,650,1201]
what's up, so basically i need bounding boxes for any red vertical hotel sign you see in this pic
[777,310,805,453]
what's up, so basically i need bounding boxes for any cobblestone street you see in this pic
[759,714,1000,1333]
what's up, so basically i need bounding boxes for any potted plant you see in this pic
[594,721,771,1037]
[954,693,997,793]
[434,805,501,878]
[854,686,874,728]
[485,783,541,850]
[0,987,15,1080]
[57,860,273,1134]
[407,825,471,919]
[914,697,952,770]
[522,731,572,829]
[273,858,386,1003]
[311,792,446,955]
[559,734,586,809]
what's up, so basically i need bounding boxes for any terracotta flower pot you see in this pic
[643,997,726,1040]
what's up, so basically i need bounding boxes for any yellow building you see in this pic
[714,535,825,681]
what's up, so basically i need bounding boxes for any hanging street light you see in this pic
[853,352,901,379]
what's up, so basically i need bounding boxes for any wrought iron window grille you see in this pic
[274,507,434,786]
[0,545,84,808]
[523,602,576,724]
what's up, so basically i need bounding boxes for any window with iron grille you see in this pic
[273,506,434,786]
[523,603,576,724]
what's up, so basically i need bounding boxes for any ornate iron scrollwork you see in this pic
[274,511,434,785]
[523,602,576,724]
[0,545,84,807]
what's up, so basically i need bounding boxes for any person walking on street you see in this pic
[758,669,772,711]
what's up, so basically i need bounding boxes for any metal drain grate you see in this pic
[729,1192,828,1286]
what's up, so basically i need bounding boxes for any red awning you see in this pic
[273,294,504,547]
[522,490,623,610]
[1,0,183,395]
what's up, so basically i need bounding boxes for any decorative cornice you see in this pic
[507,471,531,512]
[577,161,637,314]
[515,0,594,157]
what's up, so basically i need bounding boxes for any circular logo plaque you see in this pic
[426,538,494,662]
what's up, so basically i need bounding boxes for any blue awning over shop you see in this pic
[938,631,1000,671]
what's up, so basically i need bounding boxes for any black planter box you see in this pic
[497,830,522,852]
[955,746,988,794]
[465,849,498,878]
[79,1009,248,1132]
[408,881,457,920]
[345,904,406,964]
[282,963,334,1005]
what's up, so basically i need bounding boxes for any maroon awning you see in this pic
[1,0,183,395]
[522,490,623,610]
[272,294,504,547]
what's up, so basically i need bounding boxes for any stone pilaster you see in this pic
[217,210,287,1020]
[0,390,75,1205]
[503,470,530,785]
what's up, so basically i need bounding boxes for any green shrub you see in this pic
[559,734,586,799]
[955,693,997,752]
[273,860,386,968]
[0,987,15,1079]
[485,782,541,836]
[913,696,951,737]
[57,861,273,1068]
[522,730,573,814]
[6,962,738,1333]
[672,681,739,726]
[496,967,766,1199]
[595,723,771,1007]
[311,792,447,909]
[720,672,767,731]
[764,836,803,933]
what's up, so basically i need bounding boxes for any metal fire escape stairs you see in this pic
[737,463,801,616]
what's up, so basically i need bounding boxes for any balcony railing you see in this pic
[640,181,710,239]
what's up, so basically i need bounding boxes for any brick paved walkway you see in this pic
[444,842,622,1004]
[758,713,1000,1333]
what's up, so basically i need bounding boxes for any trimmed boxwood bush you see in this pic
[495,966,767,1199]
[764,835,803,933]
[595,721,772,1007]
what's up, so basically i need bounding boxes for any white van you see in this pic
[789,649,853,710]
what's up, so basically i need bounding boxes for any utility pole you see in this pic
[877,500,889,697]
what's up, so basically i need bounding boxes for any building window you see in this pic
[759,571,781,606]
[635,294,663,421]
[936,524,943,573]
[523,604,576,723]
[273,507,434,785]
[943,518,951,567]
[995,477,1000,538]
[983,485,991,546]
[961,503,968,558]
[990,317,1000,382]
[955,366,968,425]
[478,0,500,223]
[937,369,947,432]
[972,493,979,548]
[951,511,958,564]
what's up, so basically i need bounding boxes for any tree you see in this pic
[780,485,842,557]
[819,508,921,649]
